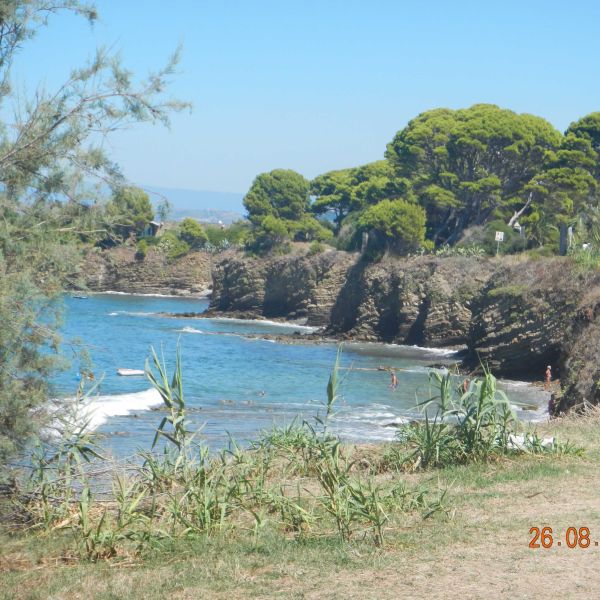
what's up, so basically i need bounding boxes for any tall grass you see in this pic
[388,366,578,471]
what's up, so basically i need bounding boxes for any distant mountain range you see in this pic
[143,185,245,224]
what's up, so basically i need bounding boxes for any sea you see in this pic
[52,293,549,458]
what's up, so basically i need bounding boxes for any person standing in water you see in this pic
[389,371,398,390]
[544,365,552,390]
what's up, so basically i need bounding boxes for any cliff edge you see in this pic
[208,251,600,412]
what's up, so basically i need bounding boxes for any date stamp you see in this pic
[529,527,596,549]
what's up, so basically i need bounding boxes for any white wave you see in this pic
[77,388,162,431]
[345,341,460,360]
[178,327,280,344]
[99,291,209,299]
[499,379,535,388]
[405,344,460,357]
[332,424,398,442]
[207,316,318,332]
[178,327,239,338]
[108,310,158,317]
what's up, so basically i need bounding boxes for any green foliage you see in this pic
[241,105,600,255]
[145,345,190,451]
[310,160,411,233]
[157,231,190,260]
[569,244,600,271]
[385,104,563,245]
[156,198,173,223]
[432,243,485,258]
[135,239,149,260]
[290,215,334,243]
[11,347,448,553]
[0,4,187,208]
[244,169,310,224]
[106,187,154,238]
[204,224,228,246]
[389,367,577,471]
[251,215,290,251]
[481,220,527,254]
[567,112,600,174]
[307,240,326,256]
[242,170,336,252]
[358,199,426,255]
[0,3,183,469]
[223,220,252,245]
[0,195,84,463]
[178,218,207,249]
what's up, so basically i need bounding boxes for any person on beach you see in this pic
[389,371,398,390]
[544,365,552,390]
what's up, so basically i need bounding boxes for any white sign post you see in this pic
[495,231,504,256]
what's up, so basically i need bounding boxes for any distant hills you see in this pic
[143,185,245,224]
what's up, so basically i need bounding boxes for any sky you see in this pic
[11,0,600,195]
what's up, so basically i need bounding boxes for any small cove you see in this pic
[54,293,550,458]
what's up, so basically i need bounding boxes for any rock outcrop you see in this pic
[209,251,356,325]
[79,247,212,296]
[326,256,492,346]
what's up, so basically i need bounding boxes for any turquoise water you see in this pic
[54,294,548,458]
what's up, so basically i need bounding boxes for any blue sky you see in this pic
[12,0,600,194]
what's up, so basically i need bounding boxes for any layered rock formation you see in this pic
[209,251,356,325]
[79,247,212,296]
[325,256,492,346]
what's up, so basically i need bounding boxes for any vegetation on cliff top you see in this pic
[242,105,600,259]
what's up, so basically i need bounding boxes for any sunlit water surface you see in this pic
[53,294,548,458]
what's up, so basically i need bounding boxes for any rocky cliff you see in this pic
[209,251,356,325]
[79,247,213,296]
[209,252,495,346]
[208,251,600,412]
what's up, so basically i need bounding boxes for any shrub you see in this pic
[307,240,325,256]
[389,367,576,470]
[135,239,148,260]
[291,216,334,243]
[157,231,190,260]
[482,220,528,255]
[246,215,291,253]
[359,199,426,255]
[179,218,207,249]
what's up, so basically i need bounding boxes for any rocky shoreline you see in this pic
[77,246,213,297]
[79,247,600,413]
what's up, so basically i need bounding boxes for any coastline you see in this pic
[64,293,549,444]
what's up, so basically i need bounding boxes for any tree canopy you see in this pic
[243,169,332,251]
[179,218,208,249]
[106,187,154,237]
[385,104,564,245]
[244,169,310,224]
[237,104,600,257]
[310,160,411,233]
[358,199,426,255]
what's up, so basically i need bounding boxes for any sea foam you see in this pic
[79,388,162,431]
